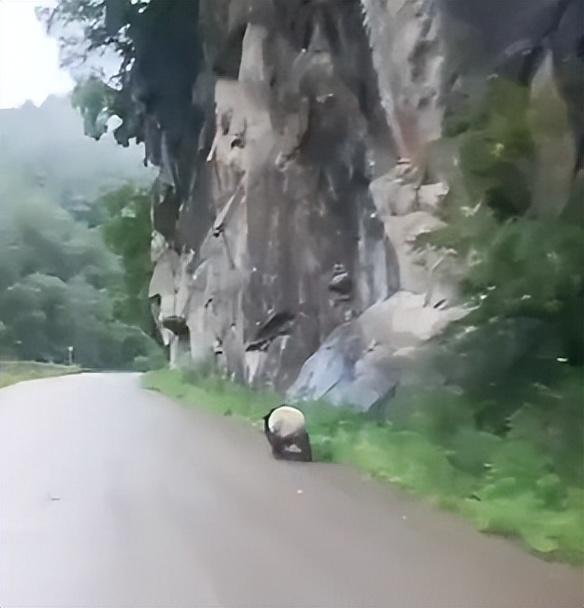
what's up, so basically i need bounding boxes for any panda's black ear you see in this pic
[263,407,276,421]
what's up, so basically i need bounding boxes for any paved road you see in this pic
[0,374,581,608]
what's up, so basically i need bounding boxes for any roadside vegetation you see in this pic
[0,361,80,389]
[144,367,584,564]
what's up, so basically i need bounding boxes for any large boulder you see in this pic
[288,291,467,411]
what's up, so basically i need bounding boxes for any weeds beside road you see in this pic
[0,361,81,389]
[144,367,584,565]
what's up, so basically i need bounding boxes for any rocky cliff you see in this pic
[132,0,583,409]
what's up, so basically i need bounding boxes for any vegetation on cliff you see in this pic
[407,75,584,559]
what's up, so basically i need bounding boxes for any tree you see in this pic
[0,100,161,369]
[99,184,155,334]
[0,195,161,369]
[40,0,204,154]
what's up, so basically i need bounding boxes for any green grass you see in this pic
[0,361,81,389]
[143,368,584,564]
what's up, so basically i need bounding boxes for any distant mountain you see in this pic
[0,95,153,221]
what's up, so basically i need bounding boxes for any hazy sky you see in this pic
[0,0,73,109]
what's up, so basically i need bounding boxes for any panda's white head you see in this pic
[263,405,306,439]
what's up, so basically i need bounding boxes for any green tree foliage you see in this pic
[430,205,584,365]
[0,195,162,369]
[71,76,116,140]
[458,78,536,219]
[0,99,162,370]
[41,0,203,152]
[99,184,155,333]
[423,73,583,415]
[421,208,584,501]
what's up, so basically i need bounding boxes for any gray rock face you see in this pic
[288,291,467,410]
[151,0,398,390]
[144,0,583,408]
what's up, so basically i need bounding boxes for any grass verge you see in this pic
[0,361,81,389]
[143,368,584,564]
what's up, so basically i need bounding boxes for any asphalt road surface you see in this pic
[0,373,582,608]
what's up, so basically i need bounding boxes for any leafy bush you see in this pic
[396,73,584,561]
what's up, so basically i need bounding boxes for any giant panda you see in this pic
[262,405,312,462]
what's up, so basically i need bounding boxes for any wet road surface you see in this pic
[0,373,582,607]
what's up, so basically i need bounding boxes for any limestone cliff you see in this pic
[140,0,583,409]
